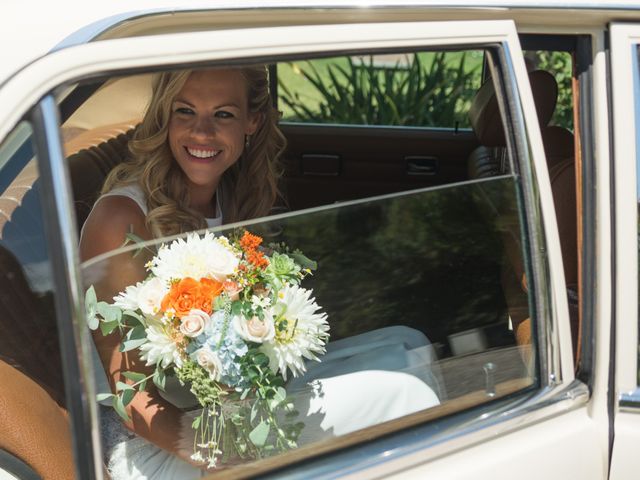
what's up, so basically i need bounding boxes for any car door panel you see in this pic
[282,124,477,210]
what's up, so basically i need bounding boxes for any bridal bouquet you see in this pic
[86,230,329,468]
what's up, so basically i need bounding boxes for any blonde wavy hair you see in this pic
[102,66,286,237]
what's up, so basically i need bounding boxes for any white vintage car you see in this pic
[2,1,640,479]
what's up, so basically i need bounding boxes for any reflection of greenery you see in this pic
[279,52,482,128]
[256,178,521,356]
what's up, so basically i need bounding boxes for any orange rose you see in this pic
[197,278,224,313]
[161,277,223,317]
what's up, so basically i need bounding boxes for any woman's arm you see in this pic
[80,197,199,462]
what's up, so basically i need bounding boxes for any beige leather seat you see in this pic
[0,360,75,480]
[65,120,139,234]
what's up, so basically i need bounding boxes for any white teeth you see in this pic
[187,148,219,159]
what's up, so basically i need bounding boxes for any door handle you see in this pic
[406,156,439,176]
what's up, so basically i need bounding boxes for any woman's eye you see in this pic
[215,110,234,119]
[175,107,194,115]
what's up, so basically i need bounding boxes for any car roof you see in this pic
[4,0,640,86]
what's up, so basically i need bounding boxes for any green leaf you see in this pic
[192,414,202,430]
[290,252,317,271]
[85,286,99,330]
[123,310,145,327]
[153,368,166,391]
[116,381,135,392]
[122,371,147,383]
[112,395,130,422]
[121,389,135,407]
[269,387,287,410]
[99,320,119,336]
[120,326,147,352]
[249,420,270,447]
[96,393,114,402]
[97,303,122,323]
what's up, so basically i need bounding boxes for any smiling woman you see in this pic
[80,66,285,249]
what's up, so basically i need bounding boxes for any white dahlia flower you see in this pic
[260,284,329,380]
[136,277,169,316]
[139,324,183,369]
[150,232,239,283]
[112,282,142,311]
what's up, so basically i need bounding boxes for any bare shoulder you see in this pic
[80,195,151,261]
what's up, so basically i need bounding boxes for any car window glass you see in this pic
[278,51,483,128]
[0,121,72,475]
[81,175,535,474]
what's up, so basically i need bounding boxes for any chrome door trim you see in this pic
[31,96,102,480]
[620,388,640,412]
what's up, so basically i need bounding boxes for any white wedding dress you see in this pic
[85,185,444,479]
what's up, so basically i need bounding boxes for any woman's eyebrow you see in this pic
[173,98,195,107]
[213,102,241,109]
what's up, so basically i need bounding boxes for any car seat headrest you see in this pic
[468,70,558,147]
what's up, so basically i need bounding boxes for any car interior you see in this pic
[0,33,583,479]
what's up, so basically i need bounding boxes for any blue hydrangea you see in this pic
[187,311,248,387]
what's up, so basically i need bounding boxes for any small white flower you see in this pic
[151,232,240,283]
[260,284,329,380]
[139,324,183,368]
[179,309,210,338]
[233,313,275,343]
[194,348,223,381]
[251,294,272,309]
[190,452,204,463]
[137,277,168,316]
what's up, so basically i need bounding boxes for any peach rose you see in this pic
[180,309,210,338]
[233,314,275,343]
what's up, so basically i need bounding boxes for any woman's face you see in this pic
[168,69,259,193]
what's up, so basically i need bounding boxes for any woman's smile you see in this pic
[185,146,221,161]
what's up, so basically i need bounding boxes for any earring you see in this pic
[245,135,251,149]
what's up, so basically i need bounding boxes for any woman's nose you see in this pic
[190,115,215,139]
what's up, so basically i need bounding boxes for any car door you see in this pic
[0,18,605,479]
[609,22,640,480]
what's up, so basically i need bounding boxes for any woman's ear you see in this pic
[246,112,262,135]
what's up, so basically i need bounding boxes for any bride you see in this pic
[80,66,442,479]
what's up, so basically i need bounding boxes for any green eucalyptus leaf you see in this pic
[96,393,114,402]
[120,326,147,352]
[97,303,122,323]
[112,395,130,422]
[85,286,99,330]
[153,368,166,391]
[99,320,119,336]
[249,421,270,447]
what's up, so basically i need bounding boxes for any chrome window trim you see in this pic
[31,96,102,480]
[493,42,560,386]
[620,388,640,412]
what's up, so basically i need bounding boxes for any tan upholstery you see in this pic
[65,120,139,233]
[468,70,558,147]
[0,360,74,480]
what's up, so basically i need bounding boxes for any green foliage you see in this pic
[279,52,481,127]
